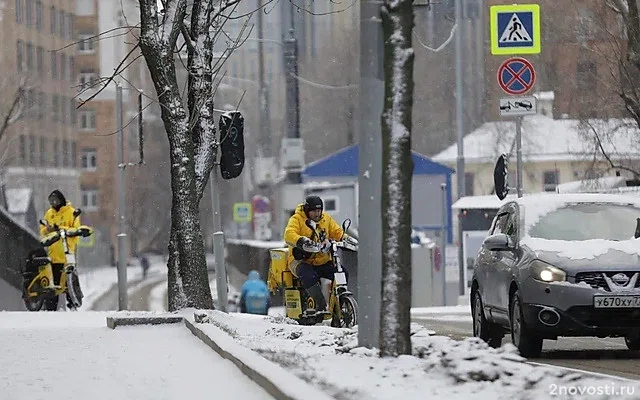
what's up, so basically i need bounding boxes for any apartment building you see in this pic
[0,0,80,218]
[74,0,141,263]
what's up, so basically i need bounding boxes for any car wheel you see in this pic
[509,290,543,358]
[625,334,640,350]
[472,292,503,348]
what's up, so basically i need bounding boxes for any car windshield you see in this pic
[528,202,640,241]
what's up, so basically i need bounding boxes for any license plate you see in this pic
[593,295,640,308]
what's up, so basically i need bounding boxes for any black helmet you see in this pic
[303,195,323,215]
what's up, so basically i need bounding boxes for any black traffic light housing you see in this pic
[218,111,245,180]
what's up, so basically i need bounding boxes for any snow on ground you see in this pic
[79,257,166,310]
[0,312,272,400]
[194,310,640,400]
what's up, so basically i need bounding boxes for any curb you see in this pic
[183,314,334,400]
[103,313,334,400]
[105,315,184,329]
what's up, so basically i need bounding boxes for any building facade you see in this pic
[1,0,80,219]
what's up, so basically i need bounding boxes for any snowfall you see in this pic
[2,258,640,400]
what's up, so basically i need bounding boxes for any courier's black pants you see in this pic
[294,261,349,289]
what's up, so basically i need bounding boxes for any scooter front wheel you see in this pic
[66,270,82,309]
[331,294,358,328]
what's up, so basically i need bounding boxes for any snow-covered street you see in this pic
[0,312,273,400]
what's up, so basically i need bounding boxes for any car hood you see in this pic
[521,237,640,274]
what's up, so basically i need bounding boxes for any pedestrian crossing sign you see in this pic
[490,4,541,55]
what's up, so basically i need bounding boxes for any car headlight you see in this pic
[530,260,566,282]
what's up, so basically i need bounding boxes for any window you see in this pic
[51,51,57,78]
[60,53,66,80]
[76,0,96,16]
[25,0,32,26]
[58,10,65,37]
[78,70,98,90]
[577,61,597,91]
[81,148,97,170]
[323,197,338,212]
[16,41,23,71]
[39,92,46,120]
[492,212,516,237]
[52,95,59,122]
[50,6,56,34]
[81,188,98,211]
[79,110,96,130]
[60,97,68,124]
[67,13,74,40]
[69,56,75,81]
[543,170,559,192]
[26,43,33,70]
[16,0,23,24]
[39,137,47,166]
[35,1,42,30]
[71,141,77,167]
[53,139,59,166]
[19,135,26,162]
[28,135,36,165]
[464,172,475,196]
[70,98,77,124]
[77,34,95,53]
[36,46,44,74]
[62,139,68,167]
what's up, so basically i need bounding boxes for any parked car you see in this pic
[471,192,640,357]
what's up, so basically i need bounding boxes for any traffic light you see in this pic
[219,111,245,180]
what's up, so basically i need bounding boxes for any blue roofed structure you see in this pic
[303,144,454,177]
[301,145,455,244]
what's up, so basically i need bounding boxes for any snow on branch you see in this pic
[413,23,457,53]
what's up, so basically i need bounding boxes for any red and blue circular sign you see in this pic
[497,57,536,95]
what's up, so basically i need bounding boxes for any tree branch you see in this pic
[0,77,26,142]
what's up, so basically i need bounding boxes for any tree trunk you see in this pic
[379,0,415,357]
[139,0,214,310]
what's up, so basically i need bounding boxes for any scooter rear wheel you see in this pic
[23,297,43,311]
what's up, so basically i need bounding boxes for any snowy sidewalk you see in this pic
[0,312,273,400]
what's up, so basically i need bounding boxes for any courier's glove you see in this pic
[296,237,314,249]
[344,236,358,246]
[320,240,331,253]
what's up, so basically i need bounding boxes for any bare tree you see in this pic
[0,76,26,142]
[379,0,414,357]
[553,0,640,178]
[128,0,257,310]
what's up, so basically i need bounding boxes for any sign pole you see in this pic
[516,116,523,197]
[211,164,228,312]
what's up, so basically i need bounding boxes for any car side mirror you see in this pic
[73,209,82,217]
[342,218,351,232]
[483,233,513,251]
[39,219,47,227]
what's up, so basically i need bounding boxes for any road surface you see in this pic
[412,308,640,380]
[0,278,25,311]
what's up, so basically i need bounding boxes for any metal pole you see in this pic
[454,0,466,298]
[516,117,523,198]
[358,0,383,349]
[210,165,228,312]
[284,28,301,184]
[257,0,271,158]
[116,84,128,311]
[454,0,465,201]
[441,183,447,306]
